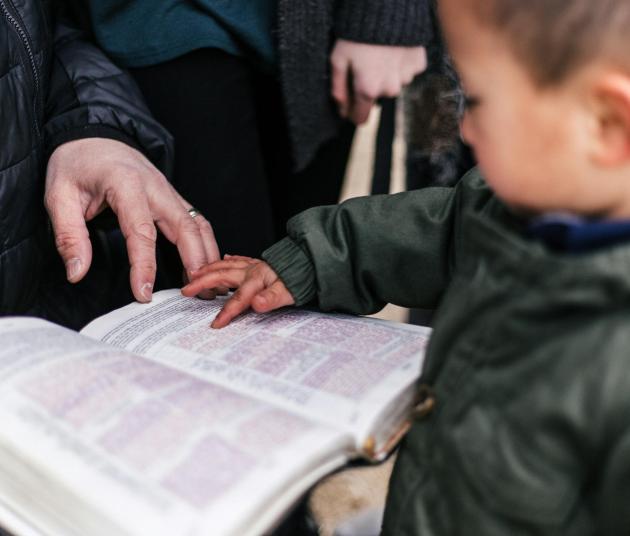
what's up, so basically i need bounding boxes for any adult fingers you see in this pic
[189,213,222,297]
[349,93,376,125]
[414,46,428,74]
[110,187,158,303]
[192,213,221,265]
[382,79,403,98]
[160,206,208,278]
[331,52,351,118]
[144,183,211,284]
[251,280,295,313]
[179,207,221,299]
[45,187,93,283]
[402,53,426,85]
[173,191,221,268]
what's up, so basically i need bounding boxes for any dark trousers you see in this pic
[129,48,354,286]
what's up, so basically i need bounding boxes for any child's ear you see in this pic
[591,73,630,166]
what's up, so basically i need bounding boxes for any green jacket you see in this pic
[263,169,630,535]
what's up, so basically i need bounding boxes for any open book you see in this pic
[0,290,430,536]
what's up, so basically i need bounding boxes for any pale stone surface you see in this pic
[310,457,395,536]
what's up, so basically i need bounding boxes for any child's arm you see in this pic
[186,169,491,322]
[259,185,462,315]
[182,256,294,328]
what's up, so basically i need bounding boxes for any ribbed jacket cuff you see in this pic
[335,0,432,46]
[262,237,317,306]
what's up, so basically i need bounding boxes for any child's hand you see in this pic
[182,255,295,328]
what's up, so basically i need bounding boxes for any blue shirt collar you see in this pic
[527,213,630,253]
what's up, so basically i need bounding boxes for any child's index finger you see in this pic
[210,275,267,328]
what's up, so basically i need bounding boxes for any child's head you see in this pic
[439,0,630,218]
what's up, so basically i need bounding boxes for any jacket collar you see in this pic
[463,205,630,310]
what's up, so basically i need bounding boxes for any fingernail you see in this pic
[141,282,153,302]
[224,254,232,259]
[66,258,82,281]
[257,295,267,306]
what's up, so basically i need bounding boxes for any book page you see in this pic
[0,317,349,536]
[83,290,431,451]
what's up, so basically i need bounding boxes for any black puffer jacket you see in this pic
[0,0,172,324]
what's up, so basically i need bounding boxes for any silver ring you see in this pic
[187,207,201,219]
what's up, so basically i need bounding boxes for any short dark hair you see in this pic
[472,0,630,86]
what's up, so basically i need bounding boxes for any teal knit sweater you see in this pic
[86,0,276,68]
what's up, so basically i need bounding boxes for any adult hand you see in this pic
[182,255,295,329]
[45,138,220,303]
[330,40,428,124]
